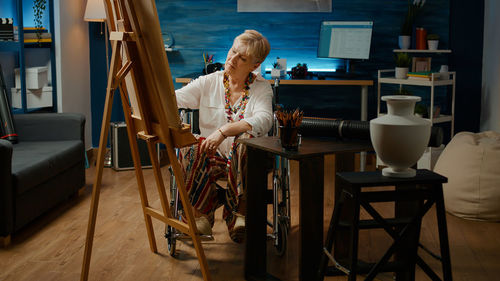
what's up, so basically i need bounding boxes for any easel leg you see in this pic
[81,39,122,281]
[145,141,171,221]
[81,76,115,281]
[121,100,157,253]
[166,144,211,281]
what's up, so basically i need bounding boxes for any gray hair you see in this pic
[234,30,271,63]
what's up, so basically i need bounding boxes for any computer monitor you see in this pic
[318,21,373,75]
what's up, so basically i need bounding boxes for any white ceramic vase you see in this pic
[395,67,409,79]
[370,95,431,177]
[428,40,439,50]
[398,35,411,49]
[271,68,281,78]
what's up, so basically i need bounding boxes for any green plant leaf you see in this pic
[33,0,47,44]
[394,52,412,67]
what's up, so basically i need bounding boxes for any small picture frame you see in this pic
[412,57,432,72]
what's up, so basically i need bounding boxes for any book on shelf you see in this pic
[407,71,439,81]
[23,32,51,40]
[407,75,431,81]
[22,27,51,43]
[23,27,48,32]
[407,71,431,77]
[24,38,52,43]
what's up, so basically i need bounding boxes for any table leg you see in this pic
[299,156,324,280]
[333,152,356,263]
[434,184,453,281]
[361,85,368,122]
[360,85,368,171]
[245,147,270,279]
[394,184,422,281]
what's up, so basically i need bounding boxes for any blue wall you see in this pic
[88,22,124,147]
[89,0,451,146]
[157,0,449,81]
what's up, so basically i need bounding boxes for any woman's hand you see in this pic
[200,129,226,155]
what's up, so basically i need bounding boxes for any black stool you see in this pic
[317,169,452,281]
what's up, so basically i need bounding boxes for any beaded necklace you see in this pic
[223,71,254,167]
[223,72,254,123]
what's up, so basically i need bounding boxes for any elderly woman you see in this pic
[175,30,272,243]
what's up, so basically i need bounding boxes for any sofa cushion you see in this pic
[11,140,84,195]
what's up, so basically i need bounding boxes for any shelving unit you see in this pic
[393,49,452,54]
[377,69,456,136]
[0,0,56,113]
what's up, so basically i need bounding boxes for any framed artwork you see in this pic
[237,0,332,12]
[412,57,432,72]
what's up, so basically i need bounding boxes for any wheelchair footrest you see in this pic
[174,233,215,242]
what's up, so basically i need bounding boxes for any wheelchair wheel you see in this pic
[165,223,177,256]
[165,167,178,257]
[274,217,288,256]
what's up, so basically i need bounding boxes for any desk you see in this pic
[175,73,373,121]
[177,73,373,171]
[238,136,372,280]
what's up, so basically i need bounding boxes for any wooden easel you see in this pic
[80,1,211,280]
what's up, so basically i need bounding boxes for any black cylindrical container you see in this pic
[0,64,18,143]
[299,117,443,148]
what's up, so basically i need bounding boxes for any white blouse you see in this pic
[175,71,273,158]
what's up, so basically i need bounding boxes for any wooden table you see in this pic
[176,73,373,121]
[176,73,373,171]
[237,136,372,281]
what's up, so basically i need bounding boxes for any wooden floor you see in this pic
[1,155,500,281]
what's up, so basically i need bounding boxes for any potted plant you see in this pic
[33,0,47,44]
[291,63,308,79]
[427,34,440,50]
[394,52,411,79]
[399,0,426,49]
[271,58,282,78]
[394,87,412,96]
[414,103,428,117]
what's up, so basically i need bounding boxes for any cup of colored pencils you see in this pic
[275,107,303,150]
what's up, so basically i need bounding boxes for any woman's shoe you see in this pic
[229,214,245,243]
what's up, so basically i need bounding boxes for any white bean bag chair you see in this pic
[434,131,500,221]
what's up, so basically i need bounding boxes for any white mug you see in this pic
[439,65,449,80]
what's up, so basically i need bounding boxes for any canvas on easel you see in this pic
[81,1,211,280]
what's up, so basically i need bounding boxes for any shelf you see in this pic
[0,41,21,51]
[393,49,452,53]
[2,0,57,113]
[24,41,52,48]
[164,46,178,52]
[377,68,456,137]
[0,40,52,49]
[378,77,454,86]
[377,113,453,124]
[431,115,453,123]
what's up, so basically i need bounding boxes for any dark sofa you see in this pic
[0,113,86,246]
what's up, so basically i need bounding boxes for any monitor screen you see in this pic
[318,21,373,60]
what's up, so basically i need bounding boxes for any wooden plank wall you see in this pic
[156,0,450,121]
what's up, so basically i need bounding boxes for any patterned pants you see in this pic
[177,134,250,231]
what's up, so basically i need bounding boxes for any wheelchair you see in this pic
[164,108,292,257]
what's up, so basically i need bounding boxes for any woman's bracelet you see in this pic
[218,128,227,139]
